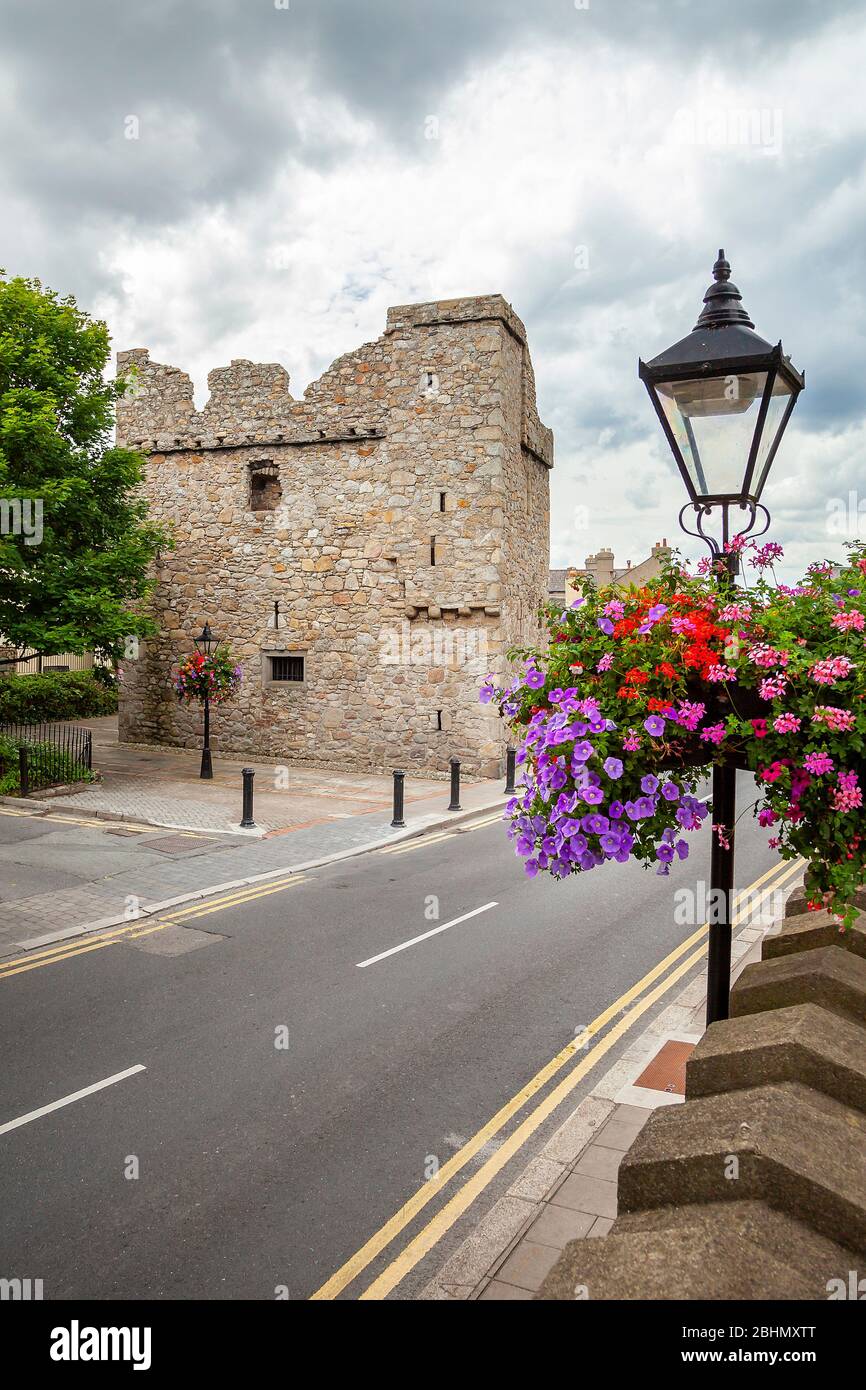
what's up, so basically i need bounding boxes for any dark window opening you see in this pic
[430,536,436,565]
[270,655,305,682]
[249,462,282,512]
[439,491,446,512]
[436,709,443,731]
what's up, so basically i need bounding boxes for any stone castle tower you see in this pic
[116,294,552,777]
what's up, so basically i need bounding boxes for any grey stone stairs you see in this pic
[537,895,866,1300]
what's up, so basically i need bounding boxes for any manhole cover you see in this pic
[150,835,215,854]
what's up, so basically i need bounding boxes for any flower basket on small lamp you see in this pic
[175,624,243,779]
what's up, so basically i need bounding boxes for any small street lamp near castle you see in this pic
[194,622,218,780]
[639,250,804,1024]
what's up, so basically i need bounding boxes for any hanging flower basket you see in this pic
[174,649,243,704]
[482,540,866,926]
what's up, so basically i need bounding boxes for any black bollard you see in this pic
[18,745,29,798]
[391,769,406,828]
[448,757,461,811]
[504,746,516,795]
[240,767,256,828]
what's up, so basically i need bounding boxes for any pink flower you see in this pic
[750,718,768,739]
[832,771,863,813]
[749,541,784,570]
[623,730,641,751]
[718,602,752,623]
[749,644,789,669]
[699,722,726,745]
[676,700,705,732]
[759,761,786,783]
[758,809,777,826]
[831,610,865,632]
[772,713,801,734]
[811,656,856,685]
[759,675,787,699]
[812,705,855,731]
[595,654,612,672]
[804,750,834,775]
[707,664,737,682]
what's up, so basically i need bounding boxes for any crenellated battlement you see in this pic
[116,295,553,467]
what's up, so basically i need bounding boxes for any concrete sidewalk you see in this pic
[0,716,507,957]
[419,886,799,1300]
[39,716,497,836]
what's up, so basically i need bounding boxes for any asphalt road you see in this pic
[0,774,791,1300]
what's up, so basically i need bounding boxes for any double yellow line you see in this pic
[0,873,307,980]
[0,806,161,834]
[313,854,804,1300]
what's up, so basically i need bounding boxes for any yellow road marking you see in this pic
[0,806,184,835]
[312,856,803,1299]
[0,875,307,979]
[0,923,179,979]
[378,832,456,857]
[174,875,306,920]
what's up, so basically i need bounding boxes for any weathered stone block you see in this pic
[616,1081,866,1253]
[686,1003,866,1114]
[731,945,866,1026]
[763,908,866,962]
[536,1199,856,1300]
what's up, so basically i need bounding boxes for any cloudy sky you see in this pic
[3,0,865,579]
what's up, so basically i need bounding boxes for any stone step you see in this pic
[731,945,866,1027]
[615,1081,866,1254]
[536,1214,819,1300]
[686,1003,866,1114]
[763,909,866,962]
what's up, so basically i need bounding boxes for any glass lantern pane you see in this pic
[750,375,795,497]
[655,371,768,498]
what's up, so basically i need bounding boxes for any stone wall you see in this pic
[537,899,866,1299]
[116,295,552,776]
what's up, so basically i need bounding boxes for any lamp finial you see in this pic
[695,247,754,330]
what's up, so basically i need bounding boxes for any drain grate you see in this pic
[149,834,216,854]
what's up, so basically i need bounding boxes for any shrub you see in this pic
[0,733,95,795]
[0,671,118,723]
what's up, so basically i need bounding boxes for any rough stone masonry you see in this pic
[115,294,552,777]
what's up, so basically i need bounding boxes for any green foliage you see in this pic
[0,733,95,795]
[0,671,117,723]
[0,271,169,661]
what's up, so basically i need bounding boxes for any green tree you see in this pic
[0,272,168,664]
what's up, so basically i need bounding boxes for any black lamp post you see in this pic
[194,621,218,780]
[639,250,804,1025]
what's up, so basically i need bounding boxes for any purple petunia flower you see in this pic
[597,617,615,635]
[579,786,604,805]
[640,774,659,794]
[644,716,665,737]
[604,757,623,779]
